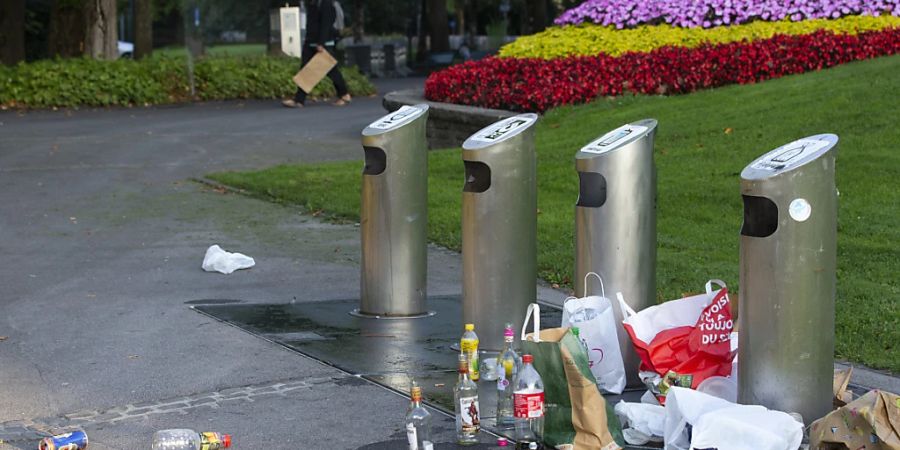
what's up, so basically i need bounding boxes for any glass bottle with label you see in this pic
[514,354,544,449]
[460,323,480,381]
[405,380,433,450]
[496,323,519,428]
[455,353,480,445]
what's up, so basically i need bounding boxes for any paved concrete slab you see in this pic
[0,79,559,449]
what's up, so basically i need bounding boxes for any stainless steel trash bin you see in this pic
[738,134,838,423]
[356,104,431,317]
[461,114,539,350]
[574,119,658,387]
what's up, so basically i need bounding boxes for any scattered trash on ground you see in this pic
[810,389,900,449]
[151,429,231,450]
[39,430,88,450]
[665,386,803,450]
[201,245,255,274]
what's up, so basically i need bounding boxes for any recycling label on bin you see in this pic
[367,105,424,131]
[750,138,831,172]
[581,124,648,154]
[468,115,538,144]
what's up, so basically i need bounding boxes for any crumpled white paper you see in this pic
[202,245,255,274]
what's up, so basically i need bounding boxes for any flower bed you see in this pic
[425,29,900,113]
[500,16,900,59]
[556,0,898,28]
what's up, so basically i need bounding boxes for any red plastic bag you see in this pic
[621,280,735,402]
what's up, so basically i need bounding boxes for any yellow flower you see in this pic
[499,16,900,59]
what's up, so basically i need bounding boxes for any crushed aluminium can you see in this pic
[38,430,88,450]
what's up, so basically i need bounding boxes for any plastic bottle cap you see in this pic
[223,434,232,448]
[571,327,580,336]
[522,354,533,363]
[497,437,509,446]
[465,323,474,331]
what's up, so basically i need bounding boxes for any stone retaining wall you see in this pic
[382,89,516,149]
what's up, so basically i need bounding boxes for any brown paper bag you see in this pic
[292,50,337,93]
[810,390,900,450]
[520,309,623,450]
[833,367,854,408]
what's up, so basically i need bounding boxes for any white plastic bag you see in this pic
[614,401,665,445]
[664,387,802,450]
[561,272,626,394]
[201,245,255,274]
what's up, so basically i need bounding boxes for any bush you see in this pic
[426,28,900,112]
[556,0,898,28]
[500,16,900,59]
[0,55,376,108]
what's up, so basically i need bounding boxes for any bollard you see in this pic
[355,104,431,318]
[574,119,658,387]
[738,134,838,423]
[461,114,539,351]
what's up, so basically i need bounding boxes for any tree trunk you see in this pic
[454,0,465,36]
[134,0,153,58]
[425,0,449,52]
[352,0,364,43]
[527,0,548,33]
[83,0,117,60]
[0,0,26,65]
[49,0,86,58]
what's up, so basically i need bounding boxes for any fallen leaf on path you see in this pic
[0,336,8,341]
[128,355,140,359]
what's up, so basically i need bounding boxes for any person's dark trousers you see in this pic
[293,44,349,104]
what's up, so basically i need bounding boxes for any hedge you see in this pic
[0,55,376,108]
[425,28,900,113]
[556,0,898,28]
[500,15,900,59]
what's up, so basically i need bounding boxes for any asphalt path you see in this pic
[0,77,557,449]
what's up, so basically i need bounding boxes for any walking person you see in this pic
[282,0,351,108]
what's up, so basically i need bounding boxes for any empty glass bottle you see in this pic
[454,352,480,445]
[405,380,434,450]
[497,323,520,428]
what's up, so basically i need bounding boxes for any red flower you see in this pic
[424,28,900,113]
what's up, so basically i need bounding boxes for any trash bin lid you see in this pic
[742,134,838,180]
[363,104,429,136]
[463,113,539,150]
[576,120,655,158]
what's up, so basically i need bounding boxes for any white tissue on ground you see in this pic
[202,245,255,274]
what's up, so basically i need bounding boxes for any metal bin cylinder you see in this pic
[574,119,658,388]
[738,134,838,423]
[461,114,539,351]
[358,104,430,317]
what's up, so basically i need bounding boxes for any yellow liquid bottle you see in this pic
[460,323,480,381]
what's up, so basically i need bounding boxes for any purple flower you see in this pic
[553,0,900,28]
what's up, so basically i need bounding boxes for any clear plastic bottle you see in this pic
[454,352,480,445]
[514,354,544,449]
[496,323,519,428]
[151,429,231,450]
[405,380,434,450]
[460,323,480,381]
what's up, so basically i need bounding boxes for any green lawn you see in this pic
[209,55,900,372]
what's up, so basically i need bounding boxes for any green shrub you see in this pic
[0,55,376,108]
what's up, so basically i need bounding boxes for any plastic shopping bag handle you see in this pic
[705,279,727,295]
[584,271,606,298]
[521,303,541,342]
[616,292,637,319]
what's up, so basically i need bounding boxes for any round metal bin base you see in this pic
[348,308,436,320]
